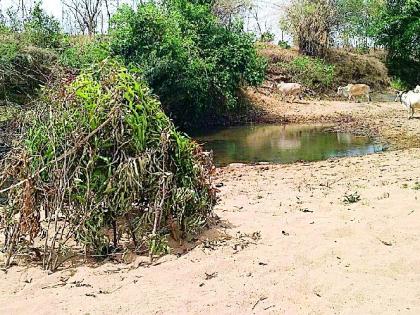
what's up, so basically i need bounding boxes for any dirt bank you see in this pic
[1,147,420,314]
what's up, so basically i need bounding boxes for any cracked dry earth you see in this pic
[1,148,420,314]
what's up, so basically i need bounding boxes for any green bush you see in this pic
[1,60,216,270]
[390,77,408,91]
[0,28,58,105]
[374,0,420,87]
[278,55,335,90]
[260,31,275,42]
[110,0,266,128]
[0,3,62,105]
[60,36,110,69]
[278,40,291,49]
[0,28,20,63]
[23,2,62,48]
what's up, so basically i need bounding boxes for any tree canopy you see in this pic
[375,0,420,86]
[110,0,266,128]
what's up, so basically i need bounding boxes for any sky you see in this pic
[0,0,291,42]
[1,0,63,19]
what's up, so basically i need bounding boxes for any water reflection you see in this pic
[194,124,382,166]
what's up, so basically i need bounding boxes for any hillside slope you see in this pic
[258,43,390,94]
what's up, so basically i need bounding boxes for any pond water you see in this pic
[193,124,382,166]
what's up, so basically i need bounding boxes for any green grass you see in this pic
[343,191,361,204]
[277,55,335,90]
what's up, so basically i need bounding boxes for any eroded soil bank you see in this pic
[1,95,420,314]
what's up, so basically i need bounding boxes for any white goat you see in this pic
[337,84,371,102]
[414,85,420,93]
[276,81,303,103]
[395,91,420,119]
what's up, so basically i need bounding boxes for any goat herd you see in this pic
[275,82,420,119]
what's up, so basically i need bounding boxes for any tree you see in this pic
[24,2,62,48]
[283,0,340,57]
[336,0,385,49]
[110,0,266,128]
[61,0,103,35]
[211,0,251,26]
[374,0,420,86]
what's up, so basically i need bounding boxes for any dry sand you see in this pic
[1,97,420,314]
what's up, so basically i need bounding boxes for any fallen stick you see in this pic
[252,296,267,310]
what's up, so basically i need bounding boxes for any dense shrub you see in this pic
[1,61,216,270]
[390,77,409,91]
[283,0,338,57]
[23,2,62,49]
[277,55,335,90]
[260,31,275,42]
[0,28,58,105]
[374,0,420,87]
[0,4,62,105]
[278,40,291,49]
[110,0,266,128]
[59,36,110,69]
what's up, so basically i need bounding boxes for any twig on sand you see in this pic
[264,305,275,310]
[205,272,218,280]
[41,282,67,290]
[252,296,267,310]
[378,238,393,246]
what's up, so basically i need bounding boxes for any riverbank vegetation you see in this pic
[280,0,419,87]
[260,44,390,94]
[1,61,216,270]
[1,0,418,115]
[0,0,267,128]
[109,0,266,128]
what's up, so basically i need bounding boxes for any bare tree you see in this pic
[18,0,29,21]
[284,0,339,57]
[212,0,251,26]
[1,0,34,29]
[61,0,103,35]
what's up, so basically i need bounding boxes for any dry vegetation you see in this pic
[258,43,390,94]
[328,48,390,89]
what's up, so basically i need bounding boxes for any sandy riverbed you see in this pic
[1,97,420,314]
